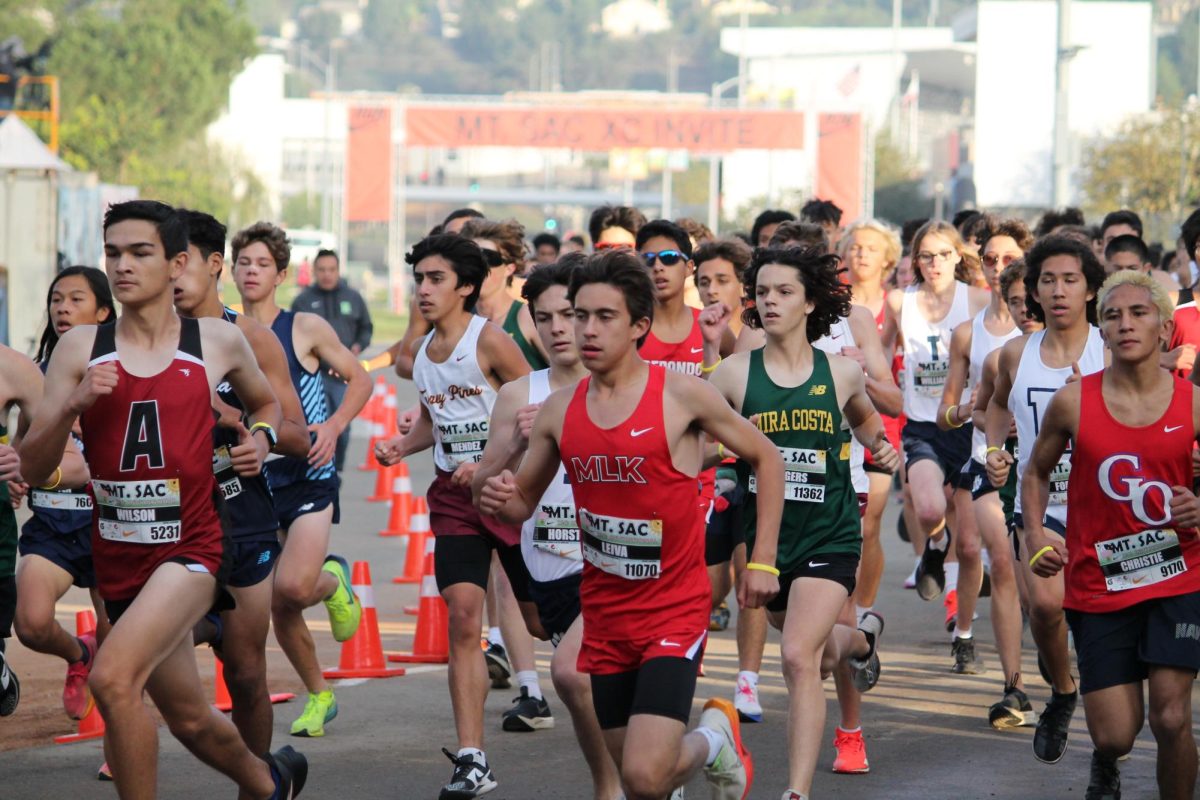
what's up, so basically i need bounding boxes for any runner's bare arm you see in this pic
[701,353,751,468]
[478,388,566,523]
[298,312,372,466]
[0,346,44,483]
[847,304,902,417]
[19,327,94,486]
[1021,384,1080,577]
[936,320,974,431]
[833,355,899,473]
[237,316,309,458]
[973,349,1001,432]
[392,298,430,380]
[471,376,533,506]
[984,336,1023,487]
[479,321,532,386]
[879,288,904,353]
[375,402,434,466]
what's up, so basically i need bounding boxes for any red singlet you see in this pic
[79,319,227,602]
[1065,373,1200,613]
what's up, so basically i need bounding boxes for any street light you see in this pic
[708,76,742,233]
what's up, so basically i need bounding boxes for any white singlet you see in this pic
[813,316,868,494]
[413,314,499,473]
[1009,326,1105,523]
[968,309,1020,464]
[900,282,972,421]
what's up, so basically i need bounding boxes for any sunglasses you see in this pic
[641,249,686,268]
[481,249,506,267]
[982,253,1019,269]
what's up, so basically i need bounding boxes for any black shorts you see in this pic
[433,533,533,602]
[768,551,860,613]
[1066,592,1200,694]
[18,520,95,588]
[0,575,14,638]
[1012,513,1066,562]
[104,557,236,625]
[225,535,282,588]
[902,420,973,490]
[527,571,582,646]
[272,477,340,533]
[590,655,700,729]
[705,483,746,566]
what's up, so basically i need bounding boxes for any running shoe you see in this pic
[915,531,950,601]
[902,557,920,589]
[1033,689,1078,764]
[0,647,19,717]
[483,640,512,689]
[988,681,1034,729]
[831,727,869,774]
[782,793,806,800]
[500,687,554,732]
[439,747,498,799]
[1085,749,1121,800]
[733,674,763,723]
[63,633,96,720]
[97,762,113,781]
[709,602,731,632]
[950,636,983,674]
[269,744,309,798]
[321,555,361,643]
[943,589,959,632]
[290,690,337,738]
[699,698,752,800]
[849,612,884,693]
[979,568,992,598]
[897,514,910,542]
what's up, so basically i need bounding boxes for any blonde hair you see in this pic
[1098,269,1175,322]
[838,218,902,272]
[910,220,981,285]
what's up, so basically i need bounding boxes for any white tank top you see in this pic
[900,282,972,421]
[413,314,499,473]
[520,370,583,583]
[1009,326,1105,522]
[813,316,868,494]
[969,309,1020,463]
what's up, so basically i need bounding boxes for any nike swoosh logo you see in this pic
[630,427,653,437]
[690,347,704,354]
[298,502,315,512]
[1165,425,1184,433]
[456,354,467,362]
[808,561,829,568]
[659,638,680,647]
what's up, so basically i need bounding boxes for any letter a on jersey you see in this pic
[121,400,165,472]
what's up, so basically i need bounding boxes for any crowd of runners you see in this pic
[0,196,1196,800]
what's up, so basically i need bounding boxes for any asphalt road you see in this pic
[0,374,1189,799]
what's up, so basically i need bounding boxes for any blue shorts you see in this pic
[226,535,281,588]
[271,477,340,533]
[18,519,95,588]
[527,571,582,646]
[902,420,973,490]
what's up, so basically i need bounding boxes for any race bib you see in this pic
[438,418,489,467]
[30,490,92,512]
[532,502,582,560]
[1048,457,1070,507]
[212,445,243,501]
[92,478,182,545]
[579,507,661,580]
[1095,529,1187,592]
[912,359,948,397]
[750,446,827,503]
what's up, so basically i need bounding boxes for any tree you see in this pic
[872,129,931,226]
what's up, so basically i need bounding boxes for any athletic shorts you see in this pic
[103,557,236,625]
[272,476,340,533]
[705,483,746,566]
[857,492,868,519]
[0,575,14,638]
[966,439,1019,518]
[768,551,860,613]
[225,535,282,588]
[591,654,703,729]
[902,420,972,490]
[432,533,532,602]
[580,628,707,677]
[527,571,582,645]
[18,520,95,588]
[427,470,521,548]
[1066,592,1200,694]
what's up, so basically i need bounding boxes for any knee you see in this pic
[912,499,944,531]
[271,576,310,611]
[88,659,134,710]
[222,655,266,696]
[1091,726,1138,759]
[621,760,671,800]
[1150,702,1189,742]
[956,534,982,565]
[988,551,1016,587]
[1027,598,1062,630]
[164,703,212,745]
[13,612,53,650]
[550,660,588,707]
[780,642,820,684]
[446,601,482,639]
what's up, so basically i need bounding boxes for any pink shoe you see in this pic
[63,634,96,720]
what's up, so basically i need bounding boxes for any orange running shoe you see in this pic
[63,634,96,720]
[943,589,959,633]
[832,727,870,774]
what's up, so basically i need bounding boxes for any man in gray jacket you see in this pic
[291,248,373,473]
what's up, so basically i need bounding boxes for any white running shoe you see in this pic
[733,674,763,723]
[700,699,752,800]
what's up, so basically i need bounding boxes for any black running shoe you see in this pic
[915,530,951,601]
[951,636,983,674]
[1085,750,1121,800]
[440,748,498,799]
[483,641,512,690]
[988,681,1034,729]
[1037,651,1053,686]
[501,687,555,732]
[849,612,884,693]
[269,744,309,799]
[1033,689,1078,764]
[0,648,19,717]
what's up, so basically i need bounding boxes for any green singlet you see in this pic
[502,301,548,370]
[738,348,860,571]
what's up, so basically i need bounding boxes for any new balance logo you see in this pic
[257,550,272,565]
[808,385,827,396]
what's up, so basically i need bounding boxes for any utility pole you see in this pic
[1052,0,1072,207]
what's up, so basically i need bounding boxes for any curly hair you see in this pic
[910,220,980,285]
[231,221,290,272]
[998,259,1027,301]
[1023,234,1106,325]
[981,218,1035,254]
[459,218,527,267]
[742,247,851,343]
[768,221,828,252]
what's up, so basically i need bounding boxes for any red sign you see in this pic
[816,113,863,222]
[346,106,392,223]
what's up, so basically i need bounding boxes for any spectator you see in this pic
[532,232,561,265]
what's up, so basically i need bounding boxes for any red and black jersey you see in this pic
[79,318,228,601]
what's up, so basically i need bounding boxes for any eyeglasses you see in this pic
[982,252,1019,269]
[481,249,505,267]
[594,241,632,252]
[641,249,686,268]
[915,249,957,266]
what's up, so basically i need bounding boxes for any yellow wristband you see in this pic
[41,466,62,491]
[746,562,780,577]
[716,442,726,459]
[944,405,963,429]
[985,446,1003,456]
[1028,545,1056,569]
[700,358,722,374]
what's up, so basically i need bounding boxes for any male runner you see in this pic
[472,257,623,799]
[232,221,371,738]
[709,247,898,800]
[1023,269,1200,800]
[374,233,534,799]
[478,249,785,800]
[20,200,305,798]
[175,209,309,761]
[985,234,1108,765]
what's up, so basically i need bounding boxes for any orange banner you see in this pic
[815,113,863,222]
[346,107,392,223]
[405,106,804,152]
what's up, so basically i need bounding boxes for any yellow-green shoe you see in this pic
[322,555,362,643]
[290,690,337,737]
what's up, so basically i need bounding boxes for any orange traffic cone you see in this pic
[393,497,430,582]
[389,539,449,664]
[357,378,387,471]
[359,376,386,421]
[380,463,414,537]
[368,461,398,503]
[54,610,105,744]
[213,657,295,712]
[323,561,407,679]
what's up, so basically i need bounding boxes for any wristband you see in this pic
[985,446,1003,456]
[944,405,963,429]
[746,562,780,577]
[1028,545,1056,569]
[249,421,278,450]
[716,442,726,459]
[41,466,62,491]
[700,358,722,374]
